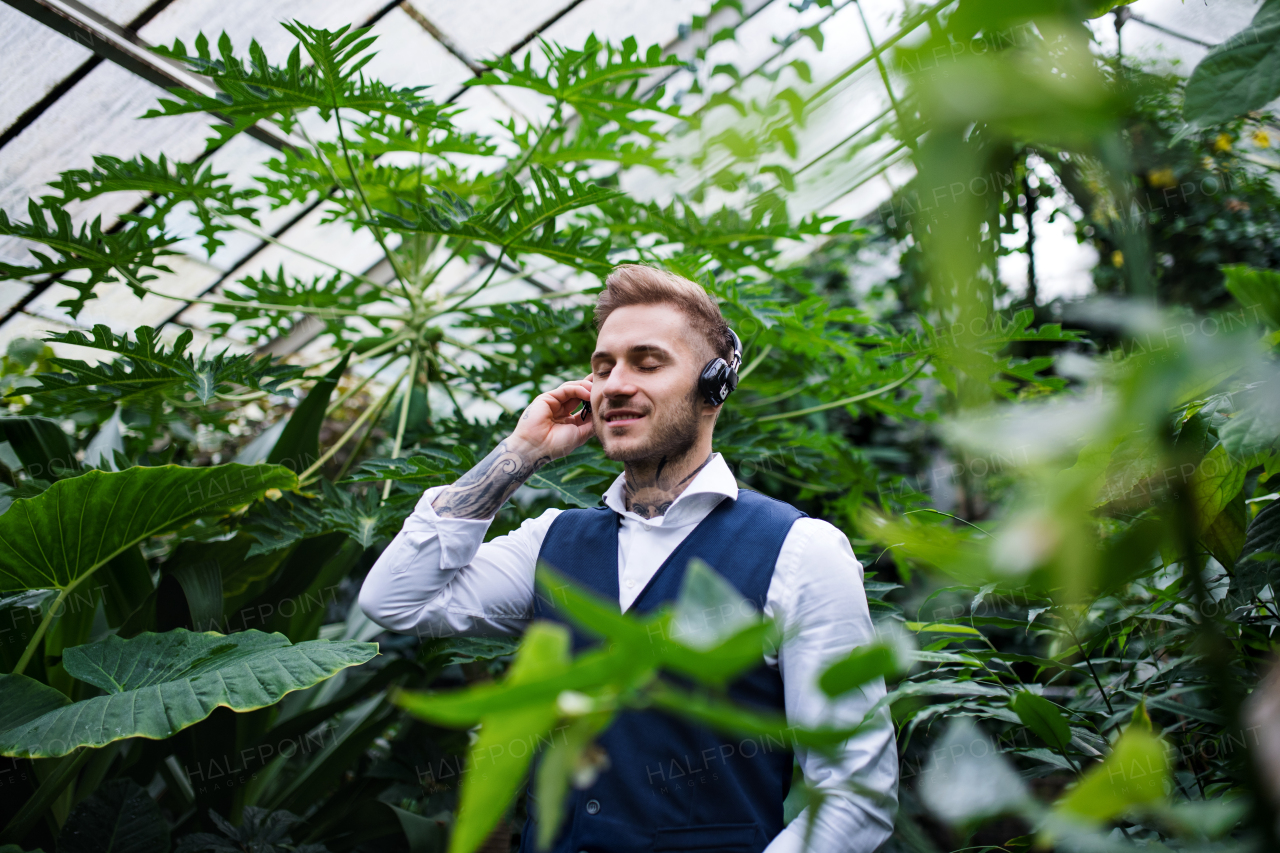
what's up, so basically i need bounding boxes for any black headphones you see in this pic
[577,328,742,418]
[698,328,742,407]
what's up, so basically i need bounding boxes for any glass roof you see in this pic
[0,0,1257,365]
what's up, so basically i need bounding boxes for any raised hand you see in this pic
[432,376,594,519]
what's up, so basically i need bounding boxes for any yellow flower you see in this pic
[1147,167,1176,188]
[1253,129,1272,148]
[1202,156,1216,170]
[1112,250,1124,268]
[1214,133,1232,152]
[265,488,283,500]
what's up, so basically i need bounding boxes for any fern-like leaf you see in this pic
[0,201,180,317]
[11,325,304,411]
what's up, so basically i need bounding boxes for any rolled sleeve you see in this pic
[358,486,558,638]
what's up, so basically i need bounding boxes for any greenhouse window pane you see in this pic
[138,0,397,53]
[414,0,579,62]
[0,5,93,135]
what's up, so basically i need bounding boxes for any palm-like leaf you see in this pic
[13,325,304,411]
[45,154,259,254]
[0,202,179,317]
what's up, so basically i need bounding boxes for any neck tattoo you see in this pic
[623,452,713,520]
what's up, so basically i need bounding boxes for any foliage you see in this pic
[0,4,1277,853]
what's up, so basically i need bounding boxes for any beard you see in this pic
[597,383,701,464]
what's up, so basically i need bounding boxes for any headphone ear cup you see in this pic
[700,358,729,405]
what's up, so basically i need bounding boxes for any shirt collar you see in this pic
[601,451,738,527]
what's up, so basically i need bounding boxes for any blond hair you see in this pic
[594,264,732,361]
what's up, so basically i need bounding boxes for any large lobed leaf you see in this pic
[0,629,377,758]
[12,325,303,411]
[0,463,297,595]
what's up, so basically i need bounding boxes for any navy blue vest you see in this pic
[521,490,806,853]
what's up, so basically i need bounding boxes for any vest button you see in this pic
[585,798,600,815]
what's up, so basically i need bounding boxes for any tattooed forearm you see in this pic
[431,440,551,519]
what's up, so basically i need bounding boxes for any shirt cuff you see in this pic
[411,485,496,569]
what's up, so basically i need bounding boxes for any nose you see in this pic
[601,363,638,400]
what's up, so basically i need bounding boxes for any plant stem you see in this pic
[0,747,94,845]
[383,348,420,501]
[12,587,70,676]
[298,364,408,484]
[212,211,395,295]
[736,344,772,382]
[755,358,929,423]
[326,350,399,417]
[439,246,509,315]
[130,279,393,319]
[329,111,421,309]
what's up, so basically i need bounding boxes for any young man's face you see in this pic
[590,303,710,462]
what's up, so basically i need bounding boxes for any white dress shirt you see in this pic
[359,452,898,852]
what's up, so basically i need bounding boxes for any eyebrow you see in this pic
[591,344,673,362]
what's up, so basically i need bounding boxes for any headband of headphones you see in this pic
[698,329,742,407]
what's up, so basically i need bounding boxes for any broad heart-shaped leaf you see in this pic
[58,778,169,853]
[448,623,570,853]
[1009,691,1072,753]
[0,629,378,758]
[0,673,71,732]
[0,463,297,595]
[1185,0,1280,125]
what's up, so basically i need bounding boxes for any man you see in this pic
[359,264,898,853]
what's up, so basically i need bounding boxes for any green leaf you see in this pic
[819,643,898,697]
[376,169,619,272]
[0,202,180,318]
[14,326,302,412]
[0,673,71,733]
[1231,499,1280,607]
[147,25,443,147]
[58,779,170,853]
[1202,489,1248,570]
[1188,442,1245,532]
[472,35,682,141]
[342,450,468,487]
[268,352,350,473]
[1184,1,1280,125]
[0,416,79,479]
[0,463,297,596]
[46,154,258,255]
[447,623,571,853]
[1222,264,1280,330]
[1052,724,1169,826]
[1009,691,1072,752]
[0,629,377,758]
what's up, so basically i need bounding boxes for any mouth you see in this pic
[602,409,646,427]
